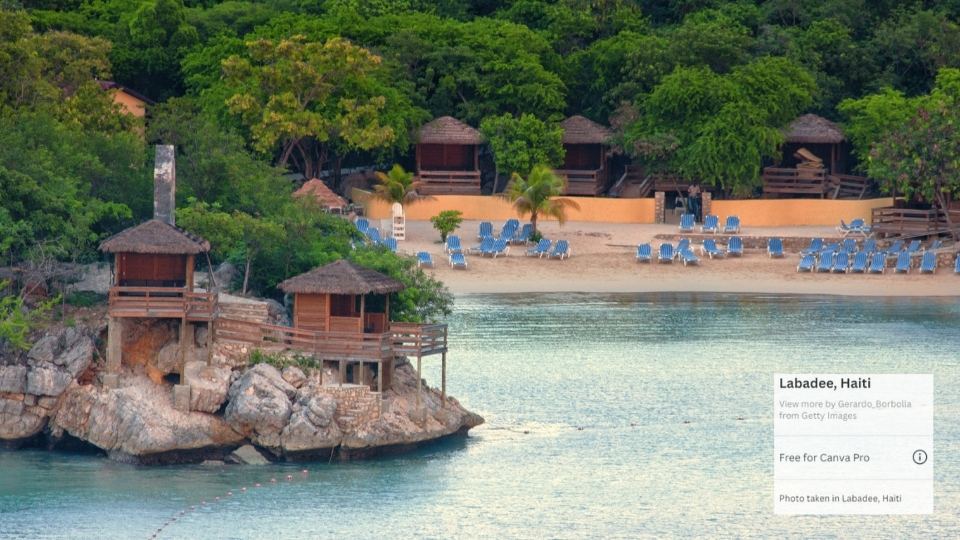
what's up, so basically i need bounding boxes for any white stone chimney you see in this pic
[153,144,176,225]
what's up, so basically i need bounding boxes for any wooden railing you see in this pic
[214,318,394,361]
[871,207,960,238]
[556,169,602,196]
[417,170,482,195]
[391,323,448,357]
[108,286,215,320]
[828,174,871,199]
[762,167,828,197]
[213,318,448,361]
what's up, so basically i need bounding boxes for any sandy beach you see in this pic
[383,219,960,297]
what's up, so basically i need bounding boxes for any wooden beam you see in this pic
[359,294,365,334]
[185,255,195,291]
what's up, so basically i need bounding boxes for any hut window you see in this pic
[330,294,359,317]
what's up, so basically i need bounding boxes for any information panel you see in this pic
[773,374,933,515]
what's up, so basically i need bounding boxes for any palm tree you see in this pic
[501,164,580,234]
[371,164,426,207]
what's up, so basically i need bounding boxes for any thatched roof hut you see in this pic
[278,260,404,295]
[417,116,484,145]
[294,178,348,211]
[783,114,845,144]
[99,219,210,254]
[560,115,613,145]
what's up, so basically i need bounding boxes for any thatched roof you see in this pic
[278,260,405,295]
[294,178,347,209]
[561,115,613,145]
[99,219,210,254]
[417,116,484,145]
[784,114,845,144]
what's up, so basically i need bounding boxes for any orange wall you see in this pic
[710,198,894,226]
[110,90,147,118]
[352,189,658,224]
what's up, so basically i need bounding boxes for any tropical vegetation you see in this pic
[502,165,579,234]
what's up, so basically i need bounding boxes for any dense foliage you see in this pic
[6,1,960,314]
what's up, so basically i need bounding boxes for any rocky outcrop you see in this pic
[281,366,306,388]
[52,376,243,461]
[183,361,230,413]
[224,364,297,453]
[280,387,341,453]
[227,444,271,465]
[0,327,95,443]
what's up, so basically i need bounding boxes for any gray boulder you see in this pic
[0,365,27,394]
[25,367,74,397]
[0,397,46,441]
[224,364,296,452]
[280,389,341,453]
[155,340,180,375]
[281,366,306,389]
[183,361,231,413]
[227,444,270,465]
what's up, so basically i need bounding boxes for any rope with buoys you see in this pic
[148,469,311,539]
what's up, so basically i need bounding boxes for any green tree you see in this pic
[501,164,580,234]
[429,210,463,242]
[0,281,59,351]
[221,35,423,179]
[480,113,564,189]
[371,164,425,208]
[838,89,917,169]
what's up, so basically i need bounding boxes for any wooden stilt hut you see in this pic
[557,115,614,196]
[415,116,484,195]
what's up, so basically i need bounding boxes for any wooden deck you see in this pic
[213,318,448,361]
[762,167,829,197]
[557,169,603,196]
[417,170,481,195]
[107,286,216,321]
[871,207,960,238]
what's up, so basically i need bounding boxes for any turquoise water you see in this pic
[2,293,959,539]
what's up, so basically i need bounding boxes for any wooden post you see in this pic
[358,360,363,387]
[178,317,190,379]
[185,255,195,291]
[359,294,365,333]
[106,317,122,372]
[385,296,390,329]
[339,360,345,387]
[416,354,422,411]
[377,361,383,416]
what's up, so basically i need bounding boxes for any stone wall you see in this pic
[318,384,380,430]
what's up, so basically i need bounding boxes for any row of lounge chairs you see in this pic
[477,220,533,245]
[354,219,399,253]
[679,214,741,234]
[440,235,570,268]
[637,236,745,265]
[797,250,942,274]
[801,237,941,259]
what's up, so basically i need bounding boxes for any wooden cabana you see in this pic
[415,116,484,195]
[781,114,846,174]
[99,219,214,320]
[558,115,614,196]
[279,259,403,335]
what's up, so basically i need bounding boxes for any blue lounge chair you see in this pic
[658,243,674,263]
[832,252,850,273]
[797,255,815,272]
[863,238,877,254]
[449,252,467,269]
[885,240,903,258]
[817,252,835,272]
[355,218,369,234]
[801,238,823,256]
[416,251,433,268]
[383,237,398,253]
[512,224,533,244]
[841,238,857,254]
[955,254,960,274]
[679,213,695,233]
[727,236,743,257]
[446,235,463,254]
[767,238,784,258]
[919,252,937,274]
[701,239,725,258]
[477,221,493,240]
[636,243,652,263]
[894,251,911,273]
[679,248,700,266]
[675,238,690,257]
[366,228,382,245]
[926,239,943,253]
[821,242,840,254]
[470,237,494,254]
[868,253,886,274]
[906,240,922,258]
[549,240,570,259]
[723,216,741,234]
[849,252,868,273]
[485,238,510,258]
[849,218,871,236]
[701,214,719,234]
[837,219,853,236]
[501,219,519,238]
[527,238,551,257]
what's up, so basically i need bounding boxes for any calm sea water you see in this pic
[2,293,959,539]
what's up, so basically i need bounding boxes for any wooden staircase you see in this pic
[610,165,653,198]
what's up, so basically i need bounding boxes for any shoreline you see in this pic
[387,220,960,298]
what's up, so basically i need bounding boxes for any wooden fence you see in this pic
[417,170,482,195]
[108,286,215,321]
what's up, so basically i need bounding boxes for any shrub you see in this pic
[429,210,463,242]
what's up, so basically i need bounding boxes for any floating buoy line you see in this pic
[148,468,311,539]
